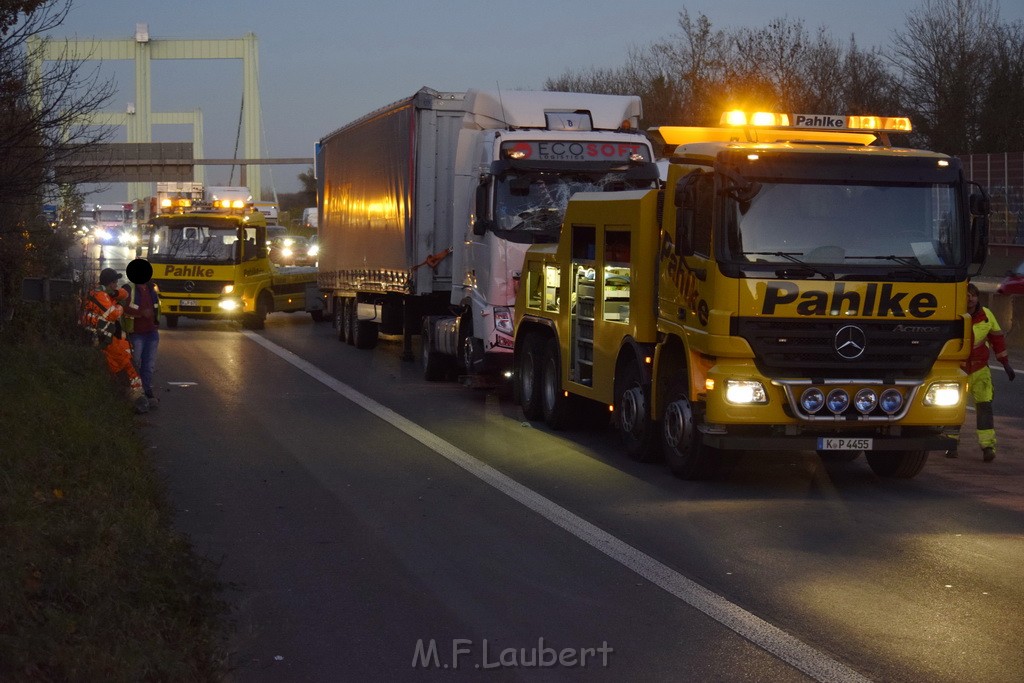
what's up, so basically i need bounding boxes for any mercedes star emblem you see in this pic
[834,325,867,360]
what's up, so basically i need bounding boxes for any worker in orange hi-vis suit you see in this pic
[81,268,150,414]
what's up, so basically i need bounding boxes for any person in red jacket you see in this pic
[81,268,150,415]
[947,282,1014,461]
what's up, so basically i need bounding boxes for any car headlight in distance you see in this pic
[924,382,961,407]
[725,379,768,405]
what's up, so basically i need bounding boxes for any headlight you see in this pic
[924,382,961,407]
[222,284,234,294]
[800,387,825,413]
[307,244,319,257]
[826,389,850,414]
[281,248,293,258]
[218,299,240,311]
[854,388,877,414]
[725,379,768,405]
[879,388,903,414]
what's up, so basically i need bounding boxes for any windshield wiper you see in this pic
[845,255,940,280]
[743,252,835,280]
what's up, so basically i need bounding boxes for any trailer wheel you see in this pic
[342,299,354,344]
[615,359,660,462]
[662,378,718,479]
[350,300,378,350]
[339,299,352,342]
[422,317,452,381]
[516,332,544,420]
[865,450,928,478]
[540,338,570,429]
[164,314,179,329]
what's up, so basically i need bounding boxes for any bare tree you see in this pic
[977,19,1024,152]
[841,38,905,115]
[0,0,115,305]
[653,10,731,125]
[890,0,999,152]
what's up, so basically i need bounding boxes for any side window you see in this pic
[692,173,713,256]
[675,171,713,257]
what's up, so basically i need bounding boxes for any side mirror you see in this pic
[625,162,660,185]
[970,192,990,217]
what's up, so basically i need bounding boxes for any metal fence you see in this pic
[958,152,1024,247]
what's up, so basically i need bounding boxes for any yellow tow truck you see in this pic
[144,199,323,329]
[513,111,990,479]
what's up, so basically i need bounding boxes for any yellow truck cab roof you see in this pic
[153,208,267,227]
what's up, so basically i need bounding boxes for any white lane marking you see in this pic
[243,331,870,683]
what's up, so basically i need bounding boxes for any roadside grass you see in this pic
[0,304,228,681]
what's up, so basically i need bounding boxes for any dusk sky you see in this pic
[48,0,1024,201]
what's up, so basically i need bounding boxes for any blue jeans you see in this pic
[130,330,160,397]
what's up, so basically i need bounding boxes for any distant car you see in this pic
[269,235,310,266]
[997,261,1024,296]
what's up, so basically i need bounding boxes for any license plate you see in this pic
[817,437,873,451]
[179,299,198,307]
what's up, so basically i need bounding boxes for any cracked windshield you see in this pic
[495,171,643,242]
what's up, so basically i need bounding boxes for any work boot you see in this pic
[944,449,958,459]
[147,394,160,410]
[133,395,150,414]
[982,447,995,462]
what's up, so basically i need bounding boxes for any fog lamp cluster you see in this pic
[800,387,905,416]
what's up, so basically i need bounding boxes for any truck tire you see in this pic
[310,309,325,323]
[339,296,352,342]
[541,338,570,429]
[516,332,544,420]
[342,299,354,345]
[422,317,452,381]
[615,359,660,462]
[662,378,718,479]
[350,300,378,350]
[243,295,269,330]
[865,450,928,478]
[164,314,179,329]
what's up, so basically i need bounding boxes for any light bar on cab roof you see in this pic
[721,110,912,133]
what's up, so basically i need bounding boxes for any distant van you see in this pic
[253,201,279,221]
[301,207,318,229]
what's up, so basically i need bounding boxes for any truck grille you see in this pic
[153,279,232,295]
[734,317,963,379]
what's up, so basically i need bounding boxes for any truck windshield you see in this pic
[96,210,128,223]
[149,224,240,265]
[495,171,648,242]
[725,182,962,268]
